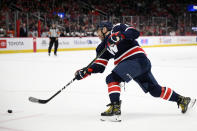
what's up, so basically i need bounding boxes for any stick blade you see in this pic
[29,97,39,103]
[28,97,48,104]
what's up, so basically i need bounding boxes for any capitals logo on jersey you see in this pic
[107,44,118,55]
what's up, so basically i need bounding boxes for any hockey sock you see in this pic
[149,86,180,102]
[108,82,121,103]
[106,72,123,103]
[160,87,179,102]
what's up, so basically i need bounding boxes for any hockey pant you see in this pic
[106,57,179,103]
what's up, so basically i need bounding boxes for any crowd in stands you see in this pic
[0,0,197,37]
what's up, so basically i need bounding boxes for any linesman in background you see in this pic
[48,24,60,56]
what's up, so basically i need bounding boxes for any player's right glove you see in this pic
[75,67,93,80]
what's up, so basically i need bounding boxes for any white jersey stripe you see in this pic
[114,51,145,66]
[96,58,108,62]
[94,62,106,67]
[125,27,136,31]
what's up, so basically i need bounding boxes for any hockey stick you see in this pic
[28,47,107,104]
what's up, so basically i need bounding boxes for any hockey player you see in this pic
[75,22,196,122]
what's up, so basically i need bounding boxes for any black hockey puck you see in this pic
[8,110,12,113]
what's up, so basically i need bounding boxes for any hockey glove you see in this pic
[107,32,125,47]
[75,68,93,80]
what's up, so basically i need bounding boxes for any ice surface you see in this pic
[0,46,197,131]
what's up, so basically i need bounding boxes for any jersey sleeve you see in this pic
[112,23,140,40]
[90,43,111,73]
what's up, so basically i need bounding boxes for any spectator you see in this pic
[20,23,28,37]
[169,28,176,36]
[0,0,197,37]
[60,29,65,37]
[0,27,6,37]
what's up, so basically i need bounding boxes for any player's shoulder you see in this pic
[113,23,129,27]
[112,23,129,33]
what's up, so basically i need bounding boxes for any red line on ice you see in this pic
[0,113,44,124]
[0,126,24,131]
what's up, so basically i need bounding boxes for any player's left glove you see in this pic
[107,32,125,47]
[75,67,93,80]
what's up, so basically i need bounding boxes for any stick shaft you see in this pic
[29,47,107,104]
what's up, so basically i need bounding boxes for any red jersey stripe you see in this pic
[94,60,108,66]
[114,46,145,65]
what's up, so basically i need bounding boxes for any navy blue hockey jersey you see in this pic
[90,23,146,73]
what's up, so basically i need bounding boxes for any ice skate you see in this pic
[100,100,121,122]
[177,96,196,113]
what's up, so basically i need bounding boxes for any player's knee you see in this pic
[106,72,122,84]
[148,84,162,97]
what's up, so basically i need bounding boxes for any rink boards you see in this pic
[0,36,197,53]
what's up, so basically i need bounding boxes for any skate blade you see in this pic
[189,99,196,109]
[185,98,197,113]
[100,115,121,122]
